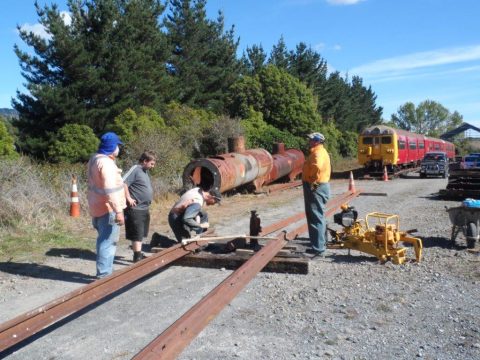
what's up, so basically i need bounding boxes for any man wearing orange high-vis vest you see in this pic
[87,132,127,278]
[302,132,331,258]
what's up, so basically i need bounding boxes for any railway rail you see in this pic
[0,190,360,358]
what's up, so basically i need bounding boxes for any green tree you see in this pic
[162,101,216,156]
[228,65,320,137]
[0,117,17,159]
[13,0,170,157]
[391,100,462,137]
[108,107,165,145]
[288,42,328,91]
[268,36,289,70]
[164,0,241,112]
[241,108,303,152]
[48,124,99,163]
[347,76,383,132]
[241,44,267,75]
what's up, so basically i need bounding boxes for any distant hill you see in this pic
[0,108,19,119]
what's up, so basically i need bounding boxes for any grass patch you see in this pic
[0,223,94,262]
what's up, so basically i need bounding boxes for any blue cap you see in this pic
[98,132,123,155]
[307,132,325,143]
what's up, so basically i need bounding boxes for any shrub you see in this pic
[200,115,244,155]
[108,107,165,144]
[0,157,60,228]
[162,102,216,157]
[119,128,191,194]
[48,124,99,163]
[0,118,18,159]
[241,108,303,152]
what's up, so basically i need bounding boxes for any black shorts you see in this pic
[125,208,150,241]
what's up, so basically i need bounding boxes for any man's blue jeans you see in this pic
[303,182,330,253]
[92,212,119,278]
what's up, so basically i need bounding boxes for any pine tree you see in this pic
[13,0,170,157]
[164,0,241,113]
[241,44,267,75]
[287,42,327,91]
[268,36,289,70]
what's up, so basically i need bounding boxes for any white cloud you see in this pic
[60,11,72,26]
[19,23,51,40]
[326,0,365,5]
[351,45,480,80]
[314,42,325,51]
[333,44,342,51]
[19,11,72,40]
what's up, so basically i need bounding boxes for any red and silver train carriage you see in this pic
[358,125,455,174]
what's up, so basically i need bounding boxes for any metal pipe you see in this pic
[182,139,304,193]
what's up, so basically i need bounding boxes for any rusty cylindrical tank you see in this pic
[264,143,305,185]
[182,137,304,193]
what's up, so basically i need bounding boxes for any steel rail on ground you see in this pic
[0,241,206,353]
[133,190,361,360]
[259,190,360,236]
[0,190,360,355]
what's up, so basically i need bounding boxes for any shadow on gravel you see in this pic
[0,267,165,359]
[331,168,364,180]
[45,247,96,261]
[398,173,420,179]
[45,248,131,265]
[329,253,378,263]
[418,193,453,201]
[421,236,454,249]
[0,261,95,283]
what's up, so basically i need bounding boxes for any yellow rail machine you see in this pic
[329,205,422,264]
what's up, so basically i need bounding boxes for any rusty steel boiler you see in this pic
[264,143,304,185]
[182,137,305,193]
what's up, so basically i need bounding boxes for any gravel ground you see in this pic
[2,173,480,360]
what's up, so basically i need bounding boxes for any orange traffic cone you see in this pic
[383,166,389,182]
[348,171,356,193]
[70,175,80,217]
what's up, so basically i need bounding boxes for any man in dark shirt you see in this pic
[123,151,156,263]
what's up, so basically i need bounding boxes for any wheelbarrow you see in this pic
[446,206,480,248]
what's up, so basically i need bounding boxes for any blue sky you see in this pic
[1,0,480,127]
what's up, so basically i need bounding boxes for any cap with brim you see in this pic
[210,189,222,203]
[307,132,325,142]
[98,132,123,155]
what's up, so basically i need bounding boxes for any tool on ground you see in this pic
[181,234,278,246]
[70,175,80,217]
[328,204,422,264]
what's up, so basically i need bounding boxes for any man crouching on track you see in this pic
[302,132,331,257]
[168,187,222,242]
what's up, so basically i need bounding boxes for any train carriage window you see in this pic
[434,143,440,150]
[374,137,380,144]
[419,142,425,149]
[381,136,392,144]
[409,141,417,149]
[363,137,373,144]
[398,140,406,149]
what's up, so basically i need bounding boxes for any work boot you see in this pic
[133,251,147,263]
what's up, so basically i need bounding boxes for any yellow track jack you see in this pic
[328,205,422,264]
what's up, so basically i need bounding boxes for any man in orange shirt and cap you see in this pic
[302,132,331,257]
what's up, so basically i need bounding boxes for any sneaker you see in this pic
[133,252,148,263]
